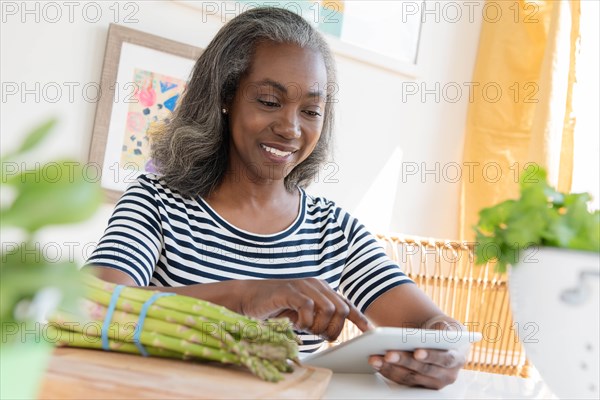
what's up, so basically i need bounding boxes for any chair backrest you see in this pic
[332,234,530,377]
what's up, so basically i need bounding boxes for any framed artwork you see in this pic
[175,0,424,76]
[89,24,203,202]
[315,0,424,76]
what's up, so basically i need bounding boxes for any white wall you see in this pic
[311,1,483,237]
[1,1,482,264]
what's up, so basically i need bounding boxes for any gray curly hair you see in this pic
[151,7,337,198]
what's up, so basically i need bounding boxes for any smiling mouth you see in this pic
[260,144,296,158]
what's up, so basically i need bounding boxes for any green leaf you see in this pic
[20,119,58,154]
[1,243,82,322]
[0,260,83,330]
[474,230,500,265]
[544,186,565,206]
[476,200,516,233]
[498,242,519,272]
[2,119,57,162]
[520,184,547,209]
[564,199,600,251]
[472,167,599,273]
[503,211,544,245]
[543,215,575,247]
[1,119,101,335]
[519,165,546,189]
[1,160,103,232]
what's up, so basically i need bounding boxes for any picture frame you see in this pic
[89,23,203,203]
[313,0,424,77]
[173,0,424,77]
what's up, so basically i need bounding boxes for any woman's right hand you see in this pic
[238,278,373,341]
[82,267,371,340]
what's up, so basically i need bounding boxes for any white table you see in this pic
[324,369,558,399]
[40,348,558,399]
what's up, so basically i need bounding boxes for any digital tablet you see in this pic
[302,327,483,374]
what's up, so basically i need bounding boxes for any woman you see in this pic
[85,7,466,389]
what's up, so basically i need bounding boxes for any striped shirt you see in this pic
[87,174,413,351]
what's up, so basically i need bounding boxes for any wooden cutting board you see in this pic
[38,348,332,399]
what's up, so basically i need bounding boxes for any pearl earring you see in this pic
[222,108,228,114]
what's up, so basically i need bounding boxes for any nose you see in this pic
[273,109,301,140]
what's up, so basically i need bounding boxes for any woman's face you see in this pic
[227,41,328,184]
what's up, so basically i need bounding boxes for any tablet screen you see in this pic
[303,327,482,374]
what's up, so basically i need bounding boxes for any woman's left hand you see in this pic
[368,347,467,390]
[367,317,468,390]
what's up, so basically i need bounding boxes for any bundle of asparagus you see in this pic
[47,274,300,382]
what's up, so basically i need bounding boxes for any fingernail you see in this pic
[414,350,428,360]
[386,352,399,363]
[370,359,382,370]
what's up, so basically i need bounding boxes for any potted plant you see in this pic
[474,167,599,399]
[0,119,103,399]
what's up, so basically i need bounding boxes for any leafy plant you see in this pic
[0,119,103,343]
[474,166,600,272]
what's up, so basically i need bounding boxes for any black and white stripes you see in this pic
[87,174,413,351]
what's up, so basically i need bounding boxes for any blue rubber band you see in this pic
[133,292,176,357]
[102,285,125,351]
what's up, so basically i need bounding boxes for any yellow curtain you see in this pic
[459,0,580,241]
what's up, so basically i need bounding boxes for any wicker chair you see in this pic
[333,234,531,377]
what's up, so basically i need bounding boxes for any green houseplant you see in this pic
[0,119,103,399]
[474,167,599,271]
[474,167,599,399]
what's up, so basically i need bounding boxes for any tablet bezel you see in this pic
[302,327,483,374]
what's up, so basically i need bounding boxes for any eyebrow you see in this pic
[255,78,325,100]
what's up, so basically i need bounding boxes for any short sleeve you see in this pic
[85,176,163,286]
[335,208,414,313]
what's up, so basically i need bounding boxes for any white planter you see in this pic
[509,247,600,399]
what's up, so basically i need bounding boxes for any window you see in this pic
[571,0,599,209]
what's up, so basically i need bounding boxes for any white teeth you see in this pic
[261,144,292,157]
